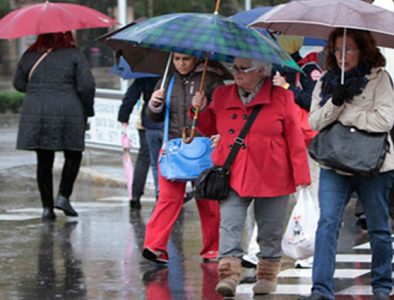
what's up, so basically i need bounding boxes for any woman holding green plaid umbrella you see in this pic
[143,52,224,264]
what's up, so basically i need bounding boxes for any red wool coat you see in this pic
[195,80,311,198]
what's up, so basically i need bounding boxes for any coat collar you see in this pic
[224,79,273,110]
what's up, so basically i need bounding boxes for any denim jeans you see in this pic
[145,128,163,195]
[312,169,394,299]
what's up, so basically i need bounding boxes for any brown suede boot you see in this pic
[253,258,281,295]
[215,257,242,297]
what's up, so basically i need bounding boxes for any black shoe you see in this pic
[130,198,141,209]
[356,215,368,231]
[42,208,56,221]
[183,191,194,204]
[240,274,256,283]
[142,248,168,264]
[55,195,78,217]
[241,258,257,269]
[373,292,390,300]
[299,294,330,300]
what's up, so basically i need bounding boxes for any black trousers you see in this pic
[36,150,82,208]
[132,129,151,199]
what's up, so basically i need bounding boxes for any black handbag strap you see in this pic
[222,105,262,171]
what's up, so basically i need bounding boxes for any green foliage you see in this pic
[0,0,11,18]
[0,91,25,113]
[133,0,289,17]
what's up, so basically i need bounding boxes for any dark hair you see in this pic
[325,28,385,71]
[28,31,76,52]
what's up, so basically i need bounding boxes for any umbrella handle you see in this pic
[182,107,200,144]
[182,55,209,144]
[214,0,222,14]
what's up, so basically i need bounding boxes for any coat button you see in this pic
[231,113,237,119]
[229,129,235,135]
[243,114,248,120]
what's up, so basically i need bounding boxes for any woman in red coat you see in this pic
[191,57,311,297]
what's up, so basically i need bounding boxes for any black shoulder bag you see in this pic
[194,105,262,200]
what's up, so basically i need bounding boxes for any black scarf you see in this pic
[319,65,371,106]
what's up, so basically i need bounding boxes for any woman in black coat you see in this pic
[13,32,95,221]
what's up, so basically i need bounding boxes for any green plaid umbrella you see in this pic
[109,13,301,72]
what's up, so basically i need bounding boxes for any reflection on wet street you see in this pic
[16,221,86,300]
[0,187,387,300]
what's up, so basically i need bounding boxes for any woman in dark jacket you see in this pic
[13,32,95,221]
[143,52,224,264]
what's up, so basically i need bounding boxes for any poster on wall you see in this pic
[85,97,140,152]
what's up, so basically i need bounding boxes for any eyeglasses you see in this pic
[228,64,260,74]
[331,47,358,55]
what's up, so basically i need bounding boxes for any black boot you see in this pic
[42,208,56,221]
[130,198,141,210]
[55,195,78,217]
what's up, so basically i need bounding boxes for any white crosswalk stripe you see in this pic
[0,200,128,221]
[237,237,394,297]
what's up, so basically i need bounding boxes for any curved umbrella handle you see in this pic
[182,107,200,144]
[182,54,209,144]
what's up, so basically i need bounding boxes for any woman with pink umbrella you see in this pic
[13,31,95,220]
[2,2,116,221]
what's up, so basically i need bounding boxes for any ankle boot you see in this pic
[55,195,78,217]
[253,258,281,295]
[215,257,242,297]
[130,198,141,209]
[42,208,56,221]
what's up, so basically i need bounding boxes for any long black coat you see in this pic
[13,48,95,151]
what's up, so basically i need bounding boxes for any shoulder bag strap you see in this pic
[222,105,262,171]
[163,75,176,143]
[28,48,52,81]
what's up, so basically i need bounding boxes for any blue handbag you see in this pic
[159,76,213,181]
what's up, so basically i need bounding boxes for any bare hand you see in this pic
[191,91,207,110]
[210,134,220,148]
[150,89,165,108]
[272,71,288,88]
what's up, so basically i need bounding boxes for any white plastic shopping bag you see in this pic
[281,186,319,260]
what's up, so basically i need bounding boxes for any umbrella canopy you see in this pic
[0,1,118,39]
[250,0,394,48]
[230,6,326,46]
[108,13,301,72]
[100,34,233,80]
[109,56,160,79]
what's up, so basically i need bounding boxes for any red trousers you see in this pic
[144,170,220,260]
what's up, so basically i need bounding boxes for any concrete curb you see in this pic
[76,166,126,187]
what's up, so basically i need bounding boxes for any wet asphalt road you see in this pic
[0,114,389,300]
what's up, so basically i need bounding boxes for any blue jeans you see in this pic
[145,129,163,195]
[312,169,394,299]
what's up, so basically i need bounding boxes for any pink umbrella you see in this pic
[250,0,394,83]
[121,132,134,200]
[0,1,118,39]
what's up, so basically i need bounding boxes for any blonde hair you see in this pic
[276,35,304,55]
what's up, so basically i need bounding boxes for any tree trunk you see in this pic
[147,0,154,17]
